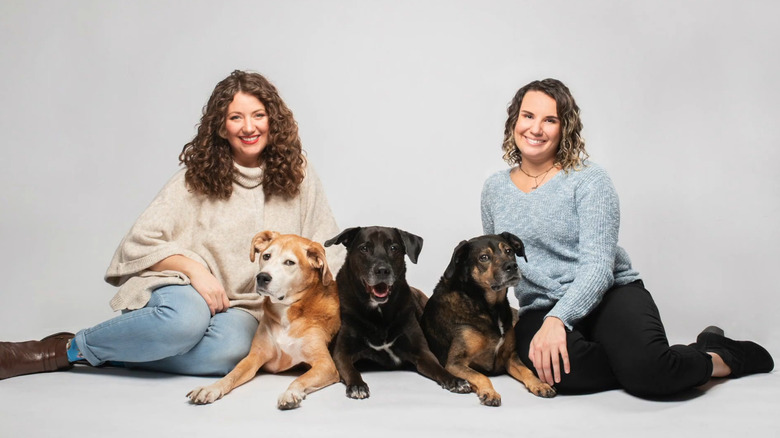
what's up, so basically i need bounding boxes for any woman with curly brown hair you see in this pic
[0,70,344,379]
[481,78,773,397]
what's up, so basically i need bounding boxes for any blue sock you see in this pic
[66,338,83,362]
[66,338,126,367]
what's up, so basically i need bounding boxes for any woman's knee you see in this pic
[148,285,211,350]
[188,309,257,375]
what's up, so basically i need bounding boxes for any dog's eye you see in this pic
[284,260,296,266]
[262,253,271,261]
[479,254,490,262]
[359,244,369,253]
[505,248,512,255]
[389,244,400,253]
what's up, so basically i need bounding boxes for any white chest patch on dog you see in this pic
[275,330,304,361]
[367,337,402,365]
[494,319,506,355]
[263,312,306,368]
[494,337,505,355]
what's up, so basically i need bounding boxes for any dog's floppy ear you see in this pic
[324,227,362,248]
[396,229,424,264]
[307,242,334,286]
[499,231,527,262]
[443,240,469,280]
[250,231,279,262]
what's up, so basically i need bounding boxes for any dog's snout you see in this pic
[374,264,391,277]
[504,262,518,273]
[256,272,272,286]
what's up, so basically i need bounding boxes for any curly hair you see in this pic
[502,78,588,172]
[179,70,305,199]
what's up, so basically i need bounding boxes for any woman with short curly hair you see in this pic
[0,70,344,379]
[482,78,772,397]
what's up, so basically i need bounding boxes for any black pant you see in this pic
[514,280,713,397]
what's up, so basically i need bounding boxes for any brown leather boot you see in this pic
[0,332,75,379]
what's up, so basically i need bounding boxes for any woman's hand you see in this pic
[528,316,570,386]
[150,255,230,316]
[187,268,230,316]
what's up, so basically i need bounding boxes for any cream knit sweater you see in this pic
[104,161,344,321]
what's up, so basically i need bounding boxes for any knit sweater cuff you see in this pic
[545,308,577,331]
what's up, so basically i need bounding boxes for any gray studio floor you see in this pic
[1,362,777,438]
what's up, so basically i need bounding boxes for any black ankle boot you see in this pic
[694,327,774,378]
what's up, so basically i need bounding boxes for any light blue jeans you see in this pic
[74,285,258,376]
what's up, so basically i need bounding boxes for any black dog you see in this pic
[324,226,471,399]
[421,232,556,406]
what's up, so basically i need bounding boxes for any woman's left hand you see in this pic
[528,316,571,386]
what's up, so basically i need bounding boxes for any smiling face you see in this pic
[325,226,423,307]
[222,92,270,167]
[513,90,561,167]
[351,229,407,306]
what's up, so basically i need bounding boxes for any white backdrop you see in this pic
[1,1,778,357]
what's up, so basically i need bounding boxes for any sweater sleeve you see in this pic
[298,162,346,274]
[481,176,496,234]
[546,168,620,329]
[104,170,205,288]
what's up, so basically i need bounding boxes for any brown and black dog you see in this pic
[421,232,556,406]
[324,226,471,399]
[187,231,340,410]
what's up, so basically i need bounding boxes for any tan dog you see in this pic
[187,231,340,410]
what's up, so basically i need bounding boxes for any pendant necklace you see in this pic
[518,164,555,190]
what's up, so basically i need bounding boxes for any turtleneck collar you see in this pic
[233,162,263,189]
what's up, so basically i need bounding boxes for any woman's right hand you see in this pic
[187,268,230,316]
[528,316,571,386]
[150,255,230,316]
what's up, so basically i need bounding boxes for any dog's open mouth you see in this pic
[365,282,391,302]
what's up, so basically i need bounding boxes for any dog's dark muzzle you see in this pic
[492,261,520,290]
[365,262,395,285]
[363,263,395,303]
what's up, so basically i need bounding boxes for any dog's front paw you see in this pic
[277,389,306,410]
[528,382,557,398]
[442,377,472,394]
[346,383,370,399]
[187,385,224,405]
[477,389,501,407]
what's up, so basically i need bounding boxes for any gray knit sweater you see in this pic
[104,161,345,321]
[481,162,640,329]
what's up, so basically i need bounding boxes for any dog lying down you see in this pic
[421,232,556,406]
[325,226,471,399]
[187,231,340,410]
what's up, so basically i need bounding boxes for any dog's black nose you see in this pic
[374,264,391,276]
[257,272,272,286]
[505,262,518,273]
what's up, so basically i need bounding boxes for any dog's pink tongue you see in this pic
[372,283,389,298]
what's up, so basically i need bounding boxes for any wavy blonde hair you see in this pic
[179,70,305,199]
[502,78,588,171]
